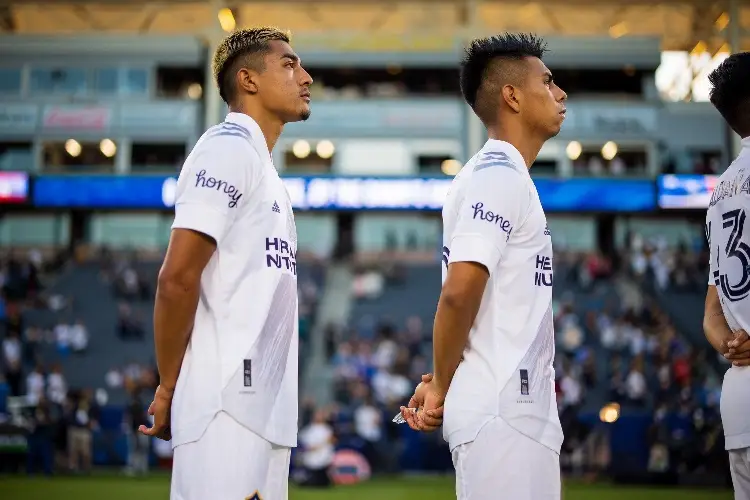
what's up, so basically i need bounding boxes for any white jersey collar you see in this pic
[483,139,529,177]
[742,136,750,150]
[224,112,271,161]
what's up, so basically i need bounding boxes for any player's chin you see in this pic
[289,103,311,122]
[547,121,563,138]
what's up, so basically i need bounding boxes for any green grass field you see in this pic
[0,475,733,500]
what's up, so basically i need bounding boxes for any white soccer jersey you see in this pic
[705,136,750,451]
[169,112,299,449]
[441,139,563,454]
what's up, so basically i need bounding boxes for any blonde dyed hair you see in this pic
[212,26,291,103]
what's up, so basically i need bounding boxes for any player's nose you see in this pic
[300,67,313,86]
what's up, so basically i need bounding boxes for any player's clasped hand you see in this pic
[139,384,174,441]
[725,330,750,366]
[399,373,445,432]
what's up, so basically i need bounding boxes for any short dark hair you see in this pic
[708,52,750,137]
[460,33,547,124]
[212,27,291,105]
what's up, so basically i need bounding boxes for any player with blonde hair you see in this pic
[139,27,312,500]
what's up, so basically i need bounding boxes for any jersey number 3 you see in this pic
[714,209,750,302]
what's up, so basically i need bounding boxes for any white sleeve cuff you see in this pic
[448,233,502,273]
[171,202,229,244]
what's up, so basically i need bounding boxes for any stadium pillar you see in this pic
[204,0,227,129]
[204,34,223,129]
[115,137,131,174]
[463,0,484,158]
[728,0,743,158]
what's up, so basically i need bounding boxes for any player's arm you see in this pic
[153,230,216,392]
[154,145,251,392]
[704,284,750,365]
[703,284,731,355]
[432,167,528,395]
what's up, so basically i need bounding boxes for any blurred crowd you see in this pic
[0,237,731,486]
[298,236,728,486]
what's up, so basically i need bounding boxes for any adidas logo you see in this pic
[272,201,280,213]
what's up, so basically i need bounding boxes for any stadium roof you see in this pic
[0,0,747,52]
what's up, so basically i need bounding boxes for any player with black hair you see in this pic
[140,27,312,499]
[401,33,567,499]
[702,51,750,500]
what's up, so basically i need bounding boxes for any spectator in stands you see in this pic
[124,383,150,476]
[625,356,647,406]
[26,394,55,476]
[559,359,583,414]
[116,303,145,340]
[298,409,335,488]
[53,320,71,355]
[26,364,45,405]
[2,330,22,396]
[66,389,99,474]
[580,351,597,390]
[372,324,398,371]
[353,390,384,472]
[46,363,67,405]
[105,365,124,389]
[69,319,89,353]
[23,327,43,365]
[647,404,671,473]
[371,354,411,409]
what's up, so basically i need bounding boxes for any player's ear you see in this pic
[502,84,521,113]
[237,68,259,95]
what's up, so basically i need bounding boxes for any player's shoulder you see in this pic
[194,123,262,164]
[469,145,526,181]
[196,122,258,157]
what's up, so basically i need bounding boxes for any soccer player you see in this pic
[401,33,567,499]
[138,27,312,500]
[702,51,750,499]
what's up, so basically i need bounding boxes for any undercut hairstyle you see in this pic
[708,52,750,137]
[212,27,291,105]
[460,33,547,125]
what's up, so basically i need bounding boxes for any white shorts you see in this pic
[730,448,750,500]
[452,417,561,500]
[171,411,291,500]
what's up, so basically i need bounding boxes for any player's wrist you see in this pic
[430,375,448,396]
[158,384,176,396]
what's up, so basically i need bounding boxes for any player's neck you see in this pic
[229,105,283,153]
[486,126,544,169]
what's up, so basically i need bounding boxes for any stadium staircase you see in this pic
[302,262,354,405]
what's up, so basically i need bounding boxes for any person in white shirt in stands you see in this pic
[401,33,567,499]
[298,409,335,487]
[138,27,312,500]
[701,52,750,500]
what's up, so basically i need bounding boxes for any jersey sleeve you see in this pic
[171,138,260,245]
[448,165,529,273]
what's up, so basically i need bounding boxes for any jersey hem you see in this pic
[171,411,218,448]
[445,415,496,452]
[725,432,750,450]
[171,410,298,449]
